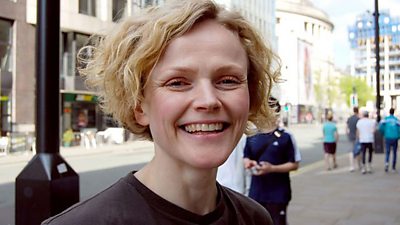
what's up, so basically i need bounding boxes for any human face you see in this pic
[135,20,249,169]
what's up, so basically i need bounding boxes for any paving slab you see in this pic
[289,153,400,225]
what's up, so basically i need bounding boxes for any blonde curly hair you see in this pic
[78,0,280,140]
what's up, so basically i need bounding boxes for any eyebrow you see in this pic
[165,63,246,74]
[164,66,196,74]
[214,64,247,73]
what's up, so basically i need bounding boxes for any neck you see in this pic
[134,157,218,215]
[261,125,279,133]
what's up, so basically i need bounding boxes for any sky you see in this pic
[309,0,400,70]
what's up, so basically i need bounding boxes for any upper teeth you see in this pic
[184,123,223,133]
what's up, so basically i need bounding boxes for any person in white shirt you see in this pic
[356,111,377,174]
[217,134,248,194]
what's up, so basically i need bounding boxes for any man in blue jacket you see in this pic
[379,108,400,172]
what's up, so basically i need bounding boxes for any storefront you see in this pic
[61,91,125,146]
[0,19,14,154]
[61,91,117,146]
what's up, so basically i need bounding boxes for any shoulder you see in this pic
[277,129,294,143]
[247,133,268,143]
[42,180,123,224]
[221,187,273,224]
[42,174,149,225]
[324,122,335,128]
[236,134,247,147]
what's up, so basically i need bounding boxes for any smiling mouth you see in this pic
[181,122,229,134]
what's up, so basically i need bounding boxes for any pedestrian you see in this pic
[356,111,377,174]
[379,108,400,172]
[346,107,361,172]
[217,134,248,194]
[42,0,280,224]
[77,111,88,130]
[243,98,301,225]
[322,113,339,170]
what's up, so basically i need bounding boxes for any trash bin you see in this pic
[374,130,384,154]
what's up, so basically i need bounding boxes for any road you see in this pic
[0,123,351,225]
[288,122,351,165]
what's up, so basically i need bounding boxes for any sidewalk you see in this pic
[289,152,400,225]
[1,137,399,225]
[0,140,154,166]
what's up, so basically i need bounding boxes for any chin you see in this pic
[191,154,230,170]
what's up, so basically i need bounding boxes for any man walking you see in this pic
[244,98,301,225]
[356,111,376,174]
[347,107,360,172]
[379,108,400,172]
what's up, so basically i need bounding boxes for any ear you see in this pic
[134,103,150,126]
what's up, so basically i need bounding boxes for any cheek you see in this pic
[230,89,250,117]
[147,93,184,129]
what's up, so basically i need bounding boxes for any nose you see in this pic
[193,81,222,112]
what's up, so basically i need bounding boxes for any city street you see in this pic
[2,0,400,224]
[1,123,398,225]
[0,141,155,225]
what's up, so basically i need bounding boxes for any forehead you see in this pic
[153,19,247,67]
[173,19,241,48]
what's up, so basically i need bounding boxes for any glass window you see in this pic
[75,33,90,76]
[143,0,160,7]
[0,19,12,136]
[75,34,90,56]
[60,32,69,77]
[0,19,12,72]
[79,0,96,17]
[113,0,127,22]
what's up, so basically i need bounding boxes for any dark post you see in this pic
[15,0,79,224]
[374,0,381,122]
[373,0,384,153]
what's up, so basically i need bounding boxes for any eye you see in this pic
[216,76,244,89]
[219,77,240,84]
[164,78,191,91]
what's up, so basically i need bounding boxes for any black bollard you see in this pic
[15,154,79,225]
[15,0,79,224]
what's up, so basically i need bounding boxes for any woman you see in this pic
[322,114,339,170]
[42,0,280,224]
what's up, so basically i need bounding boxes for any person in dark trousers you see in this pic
[356,111,376,174]
[41,0,281,224]
[243,98,301,225]
[347,107,361,172]
[379,108,400,172]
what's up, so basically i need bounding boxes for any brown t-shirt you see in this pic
[42,172,272,225]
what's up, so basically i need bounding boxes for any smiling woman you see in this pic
[42,1,280,224]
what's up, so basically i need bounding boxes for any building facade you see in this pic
[0,0,165,152]
[348,10,400,112]
[215,0,277,49]
[275,0,335,123]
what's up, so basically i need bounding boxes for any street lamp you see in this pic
[374,0,381,122]
[373,0,384,154]
[15,1,79,224]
